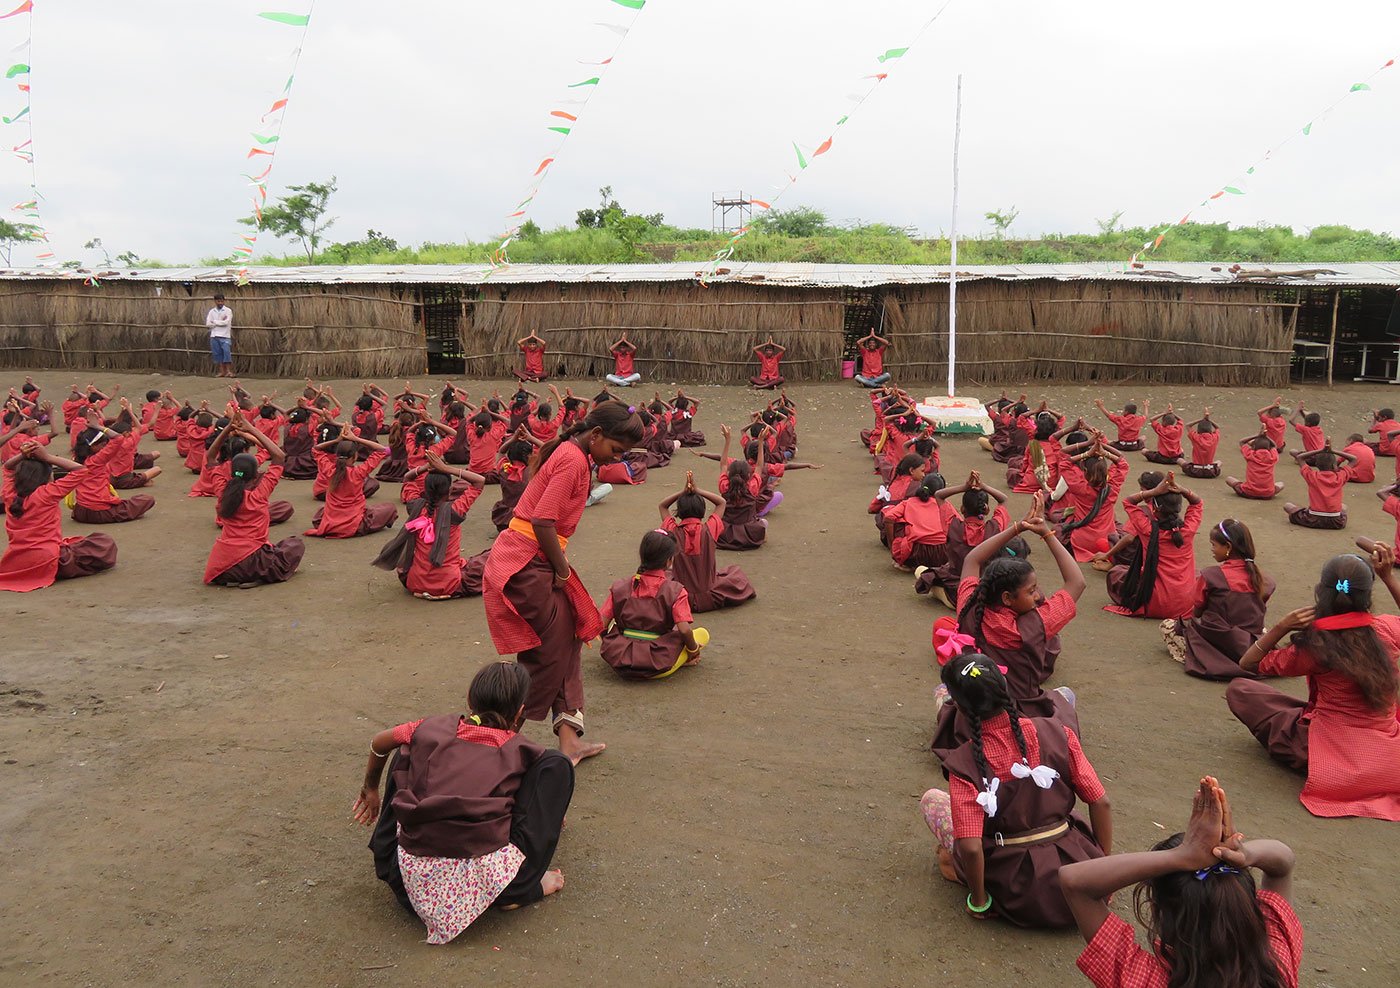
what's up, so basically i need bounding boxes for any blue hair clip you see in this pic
[1336,579,1351,594]
[1194,863,1241,881]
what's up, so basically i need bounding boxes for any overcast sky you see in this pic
[4,0,1399,265]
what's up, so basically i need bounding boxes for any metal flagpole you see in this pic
[947,74,962,398]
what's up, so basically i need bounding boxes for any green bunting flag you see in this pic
[258,12,310,26]
[250,133,280,145]
[547,126,571,135]
[1350,83,1372,92]
[4,62,27,78]
[568,76,600,88]
[793,142,808,170]
[1223,186,1244,195]
[836,114,848,126]
[1246,166,1255,174]
[1302,122,1312,135]
[610,0,646,7]
[2,105,28,123]
[877,47,909,63]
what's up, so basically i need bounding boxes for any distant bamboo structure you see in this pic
[0,281,424,378]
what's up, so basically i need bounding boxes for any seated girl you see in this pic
[1258,397,1288,449]
[716,450,767,552]
[1100,472,1202,620]
[980,393,1030,464]
[750,339,786,390]
[1092,397,1146,452]
[1142,405,1184,465]
[606,334,641,386]
[669,392,705,447]
[916,471,1010,606]
[353,661,573,944]
[1061,777,1301,988]
[304,431,397,539]
[923,654,1111,928]
[1226,433,1284,500]
[1227,547,1400,820]
[599,530,709,680]
[375,409,417,484]
[659,471,755,612]
[203,425,304,588]
[1182,409,1221,479]
[1,438,119,592]
[883,473,953,572]
[1057,437,1129,563]
[1162,518,1274,679]
[942,493,1085,727]
[1290,403,1326,451]
[1343,433,1376,483]
[372,453,487,600]
[491,429,541,532]
[281,405,321,480]
[514,332,549,383]
[70,422,156,524]
[1283,444,1355,530]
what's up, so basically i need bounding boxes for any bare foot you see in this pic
[937,846,959,883]
[557,724,606,765]
[541,869,565,896]
[1283,502,1299,514]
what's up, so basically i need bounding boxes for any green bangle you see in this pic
[966,892,993,914]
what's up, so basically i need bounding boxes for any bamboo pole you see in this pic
[1327,288,1341,387]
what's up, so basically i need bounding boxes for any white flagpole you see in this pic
[947,74,962,399]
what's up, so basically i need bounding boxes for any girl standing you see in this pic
[922,655,1111,928]
[372,455,487,600]
[352,662,572,944]
[599,530,709,680]
[1162,519,1275,679]
[203,427,304,587]
[1,440,119,592]
[482,401,644,764]
[1227,549,1400,820]
[1061,777,1301,988]
[659,472,756,612]
[1102,473,1203,620]
[304,432,397,539]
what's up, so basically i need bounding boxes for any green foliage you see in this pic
[241,177,338,262]
[576,185,663,230]
[0,218,40,266]
[754,206,828,237]
[323,229,400,264]
[984,206,1019,238]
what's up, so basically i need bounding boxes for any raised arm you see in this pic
[241,422,286,466]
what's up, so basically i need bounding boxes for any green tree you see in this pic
[984,206,1020,238]
[242,177,339,262]
[0,218,40,266]
[576,185,663,229]
[1094,211,1124,234]
[755,206,829,237]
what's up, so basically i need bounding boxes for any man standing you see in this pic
[206,292,234,378]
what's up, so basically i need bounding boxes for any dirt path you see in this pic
[2,373,1398,987]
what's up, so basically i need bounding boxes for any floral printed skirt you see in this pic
[397,836,526,944]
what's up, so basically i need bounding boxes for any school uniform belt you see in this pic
[992,820,1069,847]
[620,629,661,641]
[508,517,570,551]
[1306,509,1342,517]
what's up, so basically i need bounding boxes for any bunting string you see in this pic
[229,5,317,280]
[1129,55,1396,265]
[489,0,649,268]
[1,0,52,266]
[697,0,957,285]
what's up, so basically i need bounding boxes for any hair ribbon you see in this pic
[1194,863,1241,881]
[405,514,436,545]
[1010,760,1061,789]
[932,624,976,666]
[976,777,1000,818]
[1336,579,1351,594]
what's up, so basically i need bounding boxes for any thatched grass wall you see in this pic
[461,282,847,383]
[0,281,425,378]
[882,279,1298,387]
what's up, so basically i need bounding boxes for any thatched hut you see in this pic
[1,262,1396,386]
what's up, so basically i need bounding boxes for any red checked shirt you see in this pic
[947,713,1104,839]
[956,577,1077,651]
[1076,890,1302,988]
[391,716,514,749]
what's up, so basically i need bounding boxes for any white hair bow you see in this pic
[876,484,890,501]
[976,777,1000,817]
[1011,760,1061,789]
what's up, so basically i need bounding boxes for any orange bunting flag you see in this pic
[1178,214,1191,225]
[1209,190,1225,200]
[262,98,288,120]
[550,110,578,121]
[749,198,771,209]
[863,73,888,81]
[813,136,833,156]
[253,201,263,222]
[533,157,554,176]
[1152,234,1165,249]
[508,210,525,217]
[251,162,274,180]
[0,1,33,19]
[247,147,274,158]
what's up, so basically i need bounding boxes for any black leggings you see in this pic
[370,749,575,914]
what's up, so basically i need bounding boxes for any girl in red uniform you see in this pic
[1,440,119,591]
[465,406,510,481]
[952,494,1085,722]
[1102,473,1203,620]
[491,429,542,531]
[374,409,415,483]
[279,405,319,480]
[151,390,180,441]
[352,662,573,943]
[1007,411,1063,495]
[105,399,161,489]
[981,395,1030,464]
[1142,405,1184,465]
[1181,410,1221,479]
[1379,482,1400,546]
[1093,397,1146,452]
[1343,433,1375,483]
[923,654,1111,928]
[1058,438,1129,562]
[883,473,954,571]
[749,339,786,390]
[398,415,456,505]
[372,454,487,599]
[1226,433,1284,500]
[252,398,287,442]
[482,401,644,764]
[203,427,304,587]
[183,408,215,473]
[1162,518,1275,679]
[917,471,1011,606]
[669,392,706,447]
[1258,397,1288,449]
[658,471,755,612]
[717,453,766,551]
[1062,777,1302,988]
[304,432,397,539]
[606,334,641,387]
[871,453,928,536]
[1290,404,1325,451]
[1366,406,1400,457]
[599,530,709,680]
[1228,548,1400,821]
[514,332,549,382]
[1283,444,1355,530]
[70,421,156,524]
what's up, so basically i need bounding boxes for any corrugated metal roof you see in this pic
[2,261,1399,288]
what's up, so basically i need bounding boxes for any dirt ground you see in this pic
[3,370,1400,987]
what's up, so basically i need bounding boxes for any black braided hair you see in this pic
[957,558,1035,650]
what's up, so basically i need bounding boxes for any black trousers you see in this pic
[370,749,575,915]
